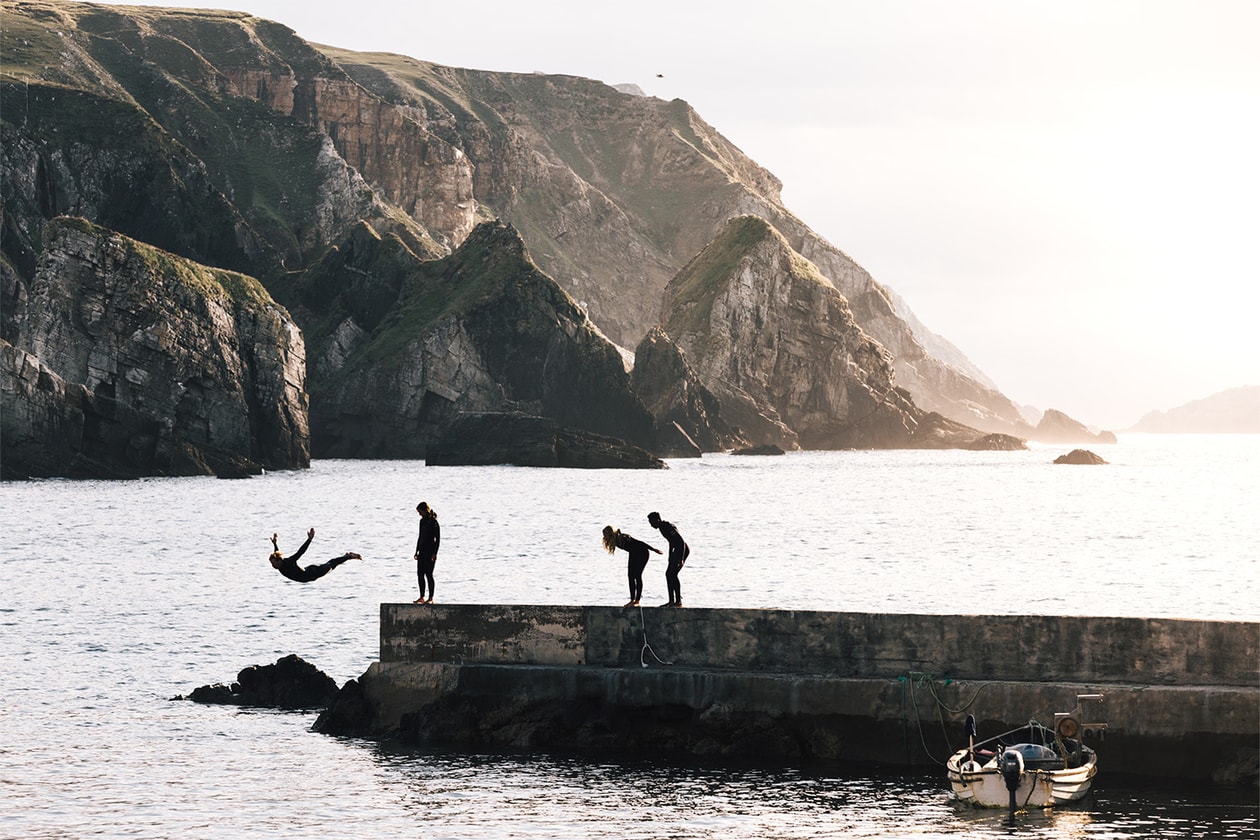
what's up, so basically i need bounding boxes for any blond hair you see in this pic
[602,525,619,554]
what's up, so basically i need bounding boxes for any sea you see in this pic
[1,434,1257,839]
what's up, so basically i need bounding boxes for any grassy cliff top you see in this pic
[665,215,836,338]
[48,216,277,312]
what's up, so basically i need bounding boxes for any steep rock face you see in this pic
[2,217,308,477]
[309,220,657,458]
[118,5,477,250]
[1034,409,1116,445]
[0,81,273,282]
[630,326,746,454]
[2,1,1033,469]
[327,50,1027,435]
[664,216,929,449]
[0,3,444,282]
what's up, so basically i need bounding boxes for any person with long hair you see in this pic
[414,501,440,604]
[602,525,661,607]
[269,528,360,582]
[648,511,689,607]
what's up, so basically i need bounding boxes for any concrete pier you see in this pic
[320,605,1259,784]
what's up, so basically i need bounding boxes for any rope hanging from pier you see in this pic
[637,604,673,667]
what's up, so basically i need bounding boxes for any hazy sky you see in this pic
[85,0,1259,428]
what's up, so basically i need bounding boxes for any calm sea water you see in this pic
[1,434,1257,838]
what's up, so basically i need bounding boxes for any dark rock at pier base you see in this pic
[426,412,667,469]
[182,654,339,710]
[1054,449,1108,465]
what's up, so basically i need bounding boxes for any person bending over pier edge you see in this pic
[269,528,360,582]
[602,525,661,607]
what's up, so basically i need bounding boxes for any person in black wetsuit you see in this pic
[602,525,661,607]
[269,528,360,582]
[648,511,690,607]
[414,501,440,604]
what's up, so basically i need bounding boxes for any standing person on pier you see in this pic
[602,525,662,607]
[648,511,689,607]
[414,501,440,604]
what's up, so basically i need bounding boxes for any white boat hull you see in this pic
[947,750,1097,809]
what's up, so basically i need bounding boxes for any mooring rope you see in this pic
[637,604,673,667]
[903,672,995,765]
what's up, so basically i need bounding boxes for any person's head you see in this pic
[647,511,661,528]
[417,501,435,519]
[269,550,283,569]
[601,525,618,554]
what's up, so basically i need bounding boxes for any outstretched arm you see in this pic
[289,528,315,563]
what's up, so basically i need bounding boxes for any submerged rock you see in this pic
[426,412,667,469]
[732,443,786,456]
[964,433,1028,451]
[181,654,339,710]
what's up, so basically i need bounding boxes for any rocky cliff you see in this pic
[662,216,983,449]
[3,1,1036,474]
[1,217,308,478]
[629,326,746,455]
[325,49,1030,436]
[297,220,658,458]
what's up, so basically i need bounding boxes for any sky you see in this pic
[85,0,1260,429]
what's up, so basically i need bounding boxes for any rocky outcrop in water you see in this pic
[1054,449,1107,465]
[1,218,308,479]
[182,654,339,710]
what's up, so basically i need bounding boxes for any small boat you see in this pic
[947,694,1106,813]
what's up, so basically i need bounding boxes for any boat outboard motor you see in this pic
[999,748,1025,815]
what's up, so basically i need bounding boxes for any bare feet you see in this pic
[413,597,426,604]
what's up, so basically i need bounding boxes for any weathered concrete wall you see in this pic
[349,604,1260,784]
[381,605,1258,686]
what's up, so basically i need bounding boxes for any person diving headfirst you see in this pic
[269,528,360,582]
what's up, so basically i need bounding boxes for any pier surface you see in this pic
[326,605,1259,784]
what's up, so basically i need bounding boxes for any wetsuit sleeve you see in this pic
[289,532,313,563]
[434,520,440,553]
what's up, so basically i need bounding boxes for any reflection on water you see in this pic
[363,746,1257,840]
[1,439,1256,838]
